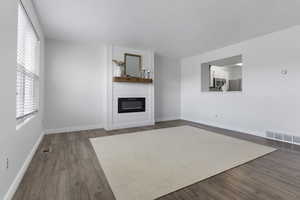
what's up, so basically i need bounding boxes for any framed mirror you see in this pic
[124,53,142,77]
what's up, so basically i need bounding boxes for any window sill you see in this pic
[16,113,37,131]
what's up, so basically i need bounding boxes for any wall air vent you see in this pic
[293,136,300,145]
[266,131,274,139]
[274,133,283,141]
[283,134,293,143]
[266,131,299,145]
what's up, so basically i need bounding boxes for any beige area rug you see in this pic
[90,126,276,200]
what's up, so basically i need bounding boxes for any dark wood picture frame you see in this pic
[124,53,142,77]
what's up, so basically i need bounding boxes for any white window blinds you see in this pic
[16,3,40,120]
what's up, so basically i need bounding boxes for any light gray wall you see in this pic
[155,55,181,121]
[0,0,45,199]
[181,25,300,138]
[44,39,107,132]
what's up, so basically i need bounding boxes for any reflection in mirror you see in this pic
[124,54,141,77]
[201,55,242,92]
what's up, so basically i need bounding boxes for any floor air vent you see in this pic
[266,131,299,145]
[42,147,51,153]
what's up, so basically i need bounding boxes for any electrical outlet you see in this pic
[281,69,288,75]
[6,158,9,170]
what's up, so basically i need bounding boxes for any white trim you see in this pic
[149,51,155,124]
[45,124,103,134]
[105,45,113,130]
[182,118,265,138]
[111,121,155,130]
[155,117,180,122]
[183,118,300,146]
[4,132,44,200]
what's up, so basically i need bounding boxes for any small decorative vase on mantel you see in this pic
[114,65,122,77]
[141,69,151,79]
[112,60,125,77]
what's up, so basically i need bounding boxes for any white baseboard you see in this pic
[111,121,155,130]
[182,118,265,138]
[183,118,300,146]
[155,117,180,122]
[4,132,44,200]
[45,124,103,134]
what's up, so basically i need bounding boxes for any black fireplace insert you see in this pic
[118,98,146,113]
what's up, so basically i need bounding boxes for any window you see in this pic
[16,3,40,120]
[201,55,242,92]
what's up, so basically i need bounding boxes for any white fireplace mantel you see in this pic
[105,45,155,130]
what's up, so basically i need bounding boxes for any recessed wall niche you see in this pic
[201,55,243,92]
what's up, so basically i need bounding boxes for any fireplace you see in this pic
[118,98,146,113]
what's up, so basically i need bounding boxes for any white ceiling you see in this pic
[33,0,300,58]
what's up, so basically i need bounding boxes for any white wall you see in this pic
[155,55,181,121]
[181,25,300,138]
[0,0,45,199]
[44,39,107,133]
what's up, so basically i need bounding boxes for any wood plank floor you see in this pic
[13,120,300,200]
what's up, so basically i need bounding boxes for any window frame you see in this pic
[16,1,41,121]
